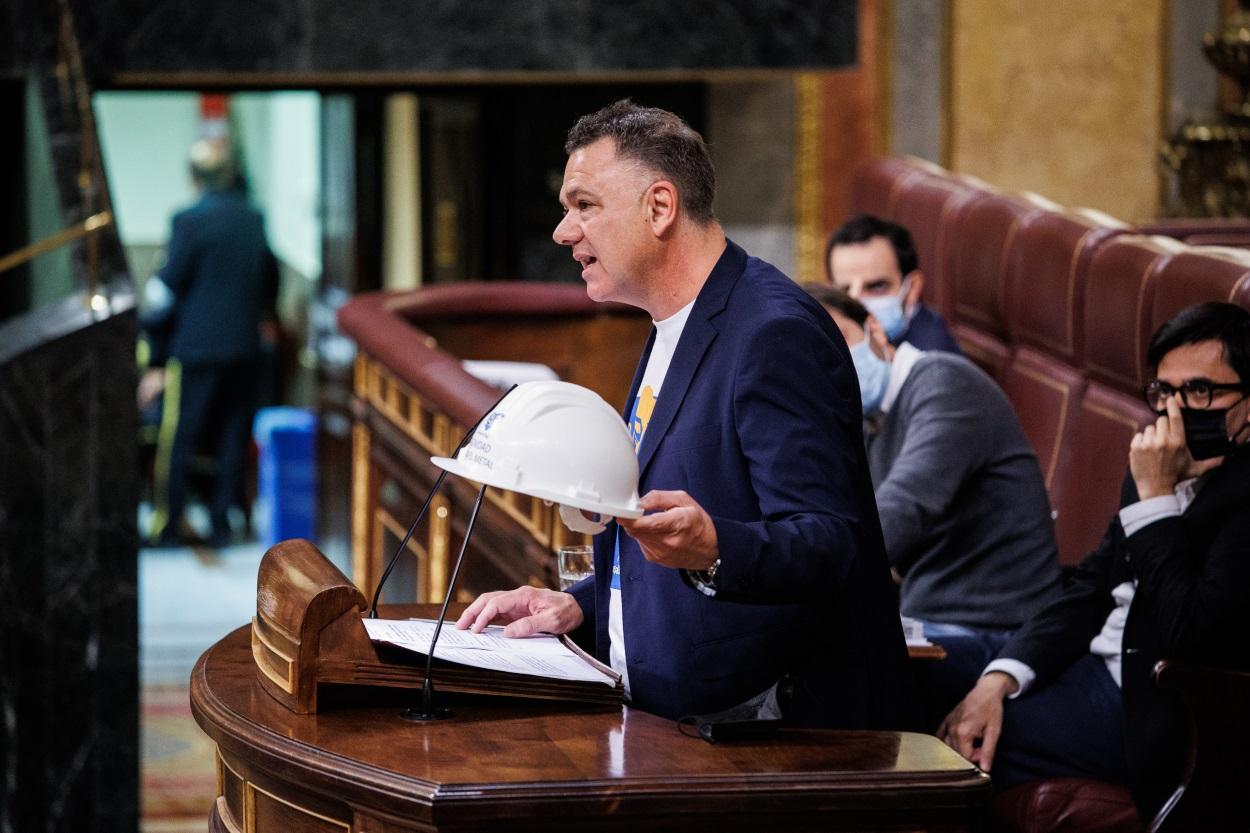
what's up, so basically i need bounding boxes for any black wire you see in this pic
[677,716,704,740]
[367,383,517,618]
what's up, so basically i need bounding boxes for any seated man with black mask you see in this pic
[940,302,1250,822]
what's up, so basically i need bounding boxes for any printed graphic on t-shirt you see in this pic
[628,385,657,449]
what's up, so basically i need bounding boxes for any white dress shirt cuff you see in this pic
[982,659,1036,699]
[1118,494,1182,538]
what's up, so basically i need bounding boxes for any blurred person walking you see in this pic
[141,138,279,548]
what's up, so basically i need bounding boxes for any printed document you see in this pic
[363,617,617,686]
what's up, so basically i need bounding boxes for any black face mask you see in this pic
[1179,407,1238,460]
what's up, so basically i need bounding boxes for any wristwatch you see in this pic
[703,557,722,587]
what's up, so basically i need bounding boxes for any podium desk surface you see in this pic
[193,624,988,832]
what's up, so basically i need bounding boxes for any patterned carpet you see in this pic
[141,684,217,831]
[136,502,351,831]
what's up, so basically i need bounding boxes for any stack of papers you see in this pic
[363,618,618,687]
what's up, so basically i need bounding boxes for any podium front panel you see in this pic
[193,625,988,832]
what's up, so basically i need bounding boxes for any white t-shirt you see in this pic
[609,299,694,698]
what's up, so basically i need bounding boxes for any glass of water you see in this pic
[557,545,594,590]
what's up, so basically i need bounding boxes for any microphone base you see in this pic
[400,705,454,722]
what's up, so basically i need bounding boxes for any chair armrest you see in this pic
[1152,659,1250,698]
[1148,660,1250,833]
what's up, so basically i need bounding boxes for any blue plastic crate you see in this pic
[253,407,317,546]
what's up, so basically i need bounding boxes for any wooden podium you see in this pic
[250,540,621,712]
[190,540,989,832]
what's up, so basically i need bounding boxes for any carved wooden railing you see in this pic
[338,283,650,604]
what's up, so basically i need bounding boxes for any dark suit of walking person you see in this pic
[145,139,278,548]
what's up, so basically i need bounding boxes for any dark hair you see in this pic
[1146,301,1250,382]
[565,99,716,225]
[801,282,869,328]
[825,214,919,281]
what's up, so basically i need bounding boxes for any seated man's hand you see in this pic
[617,490,719,571]
[454,586,584,638]
[1130,394,1221,499]
[937,671,1018,772]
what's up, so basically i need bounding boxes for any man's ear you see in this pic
[645,180,678,236]
[903,270,925,310]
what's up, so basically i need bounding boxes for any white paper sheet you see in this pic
[363,617,617,686]
[900,615,933,647]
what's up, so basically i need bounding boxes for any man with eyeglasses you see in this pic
[939,301,1250,822]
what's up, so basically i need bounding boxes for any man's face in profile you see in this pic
[552,137,653,308]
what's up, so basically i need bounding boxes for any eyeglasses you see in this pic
[1142,378,1249,411]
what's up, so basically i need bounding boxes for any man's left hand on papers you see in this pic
[455,586,585,638]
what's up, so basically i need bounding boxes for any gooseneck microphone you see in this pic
[364,383,515,722]
[401,482,488,722]
[367,384,515,619]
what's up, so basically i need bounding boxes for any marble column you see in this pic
[0,290,139,832]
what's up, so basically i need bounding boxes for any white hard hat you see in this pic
[431,380,643,534]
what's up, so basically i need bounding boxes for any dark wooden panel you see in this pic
[221,756,247,831]
[420,314,652,412]
[253,786,349,833]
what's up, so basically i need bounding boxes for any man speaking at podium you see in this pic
[458,100,909,729]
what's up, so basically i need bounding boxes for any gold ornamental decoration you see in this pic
[1162,1,1250,217]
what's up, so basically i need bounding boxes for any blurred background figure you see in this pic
[140,136,279,548]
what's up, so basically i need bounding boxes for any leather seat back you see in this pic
[1151,247,1250,334]
[846,156,947,221]
[946,193,1041,379]
[891,174,988,321]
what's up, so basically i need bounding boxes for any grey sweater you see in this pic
[867,353,1061,629]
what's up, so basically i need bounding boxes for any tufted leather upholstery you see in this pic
[1136,218,1250,249]
[1150,247,1250,333]
[1082,236,1183,394]
[1005,209,1129,366]
[847,155,947,221]
[891,174,986,321]
[847,157,1250,831]
[947,193,1042,380]
[990,779,1144,833]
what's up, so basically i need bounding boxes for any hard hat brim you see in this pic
[431,456,644,520]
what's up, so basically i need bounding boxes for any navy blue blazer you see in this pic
[149,189,278,368]
[999,451,1250,817]
[897,304,961,354]
[571,240,910,728]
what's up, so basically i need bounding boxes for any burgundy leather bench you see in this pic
[847,157,1250,832]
